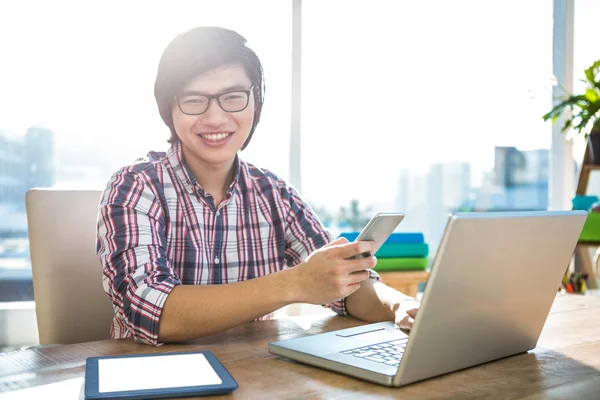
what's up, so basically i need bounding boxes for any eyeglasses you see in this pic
[176,87,253,115]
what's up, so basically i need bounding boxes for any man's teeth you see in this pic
[201,133,230,141]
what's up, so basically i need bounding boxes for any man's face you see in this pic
[172,64,255,167]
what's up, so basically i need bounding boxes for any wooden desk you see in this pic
[1,295,600,399]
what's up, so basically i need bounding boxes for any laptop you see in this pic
[268,211,587,387]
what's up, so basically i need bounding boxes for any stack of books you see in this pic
[339,232,428,271]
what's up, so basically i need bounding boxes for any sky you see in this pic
[0,0,598,210]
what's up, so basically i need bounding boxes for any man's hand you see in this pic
[290,238,377,304]
[393,297,420,331]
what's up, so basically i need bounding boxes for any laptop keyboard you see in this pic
[341,338,408,367]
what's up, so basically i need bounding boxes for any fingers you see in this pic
[394,298,420,331]
[333,241,377,259]
[347,269,371,285]
[397,314,415,331]
[406,307,418,319]
[343,256,377,272]
[323,237,349,248]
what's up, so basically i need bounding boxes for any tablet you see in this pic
[84,350,238,399]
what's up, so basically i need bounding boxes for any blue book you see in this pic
[375,243,429,258]
[339,231,424,244]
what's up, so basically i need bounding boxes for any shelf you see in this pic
[575,141,600,289]
[577,241,600,246]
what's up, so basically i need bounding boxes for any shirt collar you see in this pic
[167,140,242,197]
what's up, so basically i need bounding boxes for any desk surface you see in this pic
[1,294,600,399]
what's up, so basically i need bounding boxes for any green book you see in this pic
[374,257,428,271]
[374,243,429,258]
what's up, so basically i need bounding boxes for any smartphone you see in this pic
[347,212,405,259]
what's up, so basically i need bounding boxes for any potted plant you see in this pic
[543,60,600,163]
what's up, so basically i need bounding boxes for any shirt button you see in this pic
[214,257,220,264]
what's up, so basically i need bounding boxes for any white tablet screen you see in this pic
[98,353,223,393]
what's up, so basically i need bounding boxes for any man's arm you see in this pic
[346,278,420,330]
[158,269,294,342]
[159,240,378,342]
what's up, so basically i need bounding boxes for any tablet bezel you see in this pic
[84,350,238,399]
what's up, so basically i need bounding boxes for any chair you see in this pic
[25,188,114,345]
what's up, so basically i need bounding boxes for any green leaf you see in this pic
[544,59,600,135]
[584,60,600,91]
[577,103,600,134]
[543,95,589,122]
[585,88,600,103]
[588,102,600,116]
[578,115,592,132]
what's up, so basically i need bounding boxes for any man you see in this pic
[96,26,419,346]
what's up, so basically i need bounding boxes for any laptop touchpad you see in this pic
[335,326,389,338]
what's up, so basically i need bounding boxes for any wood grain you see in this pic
[1,294,599,399]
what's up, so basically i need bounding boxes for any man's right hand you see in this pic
[289,237,377,304]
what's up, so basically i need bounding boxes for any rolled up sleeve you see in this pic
[96,168,180,346]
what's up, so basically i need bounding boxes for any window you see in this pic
[302,0,554,252]
[0,1,292,302]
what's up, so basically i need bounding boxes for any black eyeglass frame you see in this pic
[175,86,254,115]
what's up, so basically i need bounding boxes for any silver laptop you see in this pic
[268,211,587,387]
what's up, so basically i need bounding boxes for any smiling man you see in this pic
[96,26,419,346]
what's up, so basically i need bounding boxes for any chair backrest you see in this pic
[25,188,114,345]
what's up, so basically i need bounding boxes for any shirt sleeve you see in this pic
[96,168,180,346]
[281,184,380,317]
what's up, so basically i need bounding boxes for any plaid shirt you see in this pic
[96,141,357,346]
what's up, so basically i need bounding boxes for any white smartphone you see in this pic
[347,212,405,259]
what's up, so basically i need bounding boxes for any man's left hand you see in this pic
[393,297,420,331]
